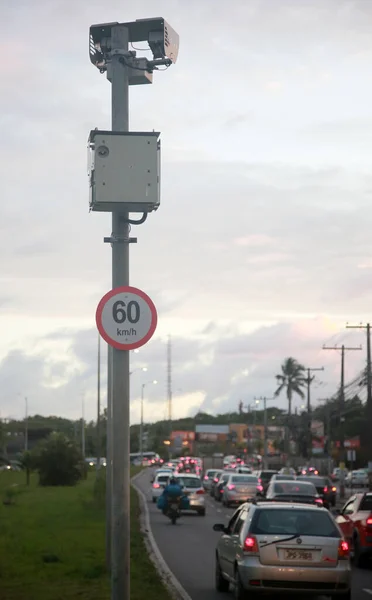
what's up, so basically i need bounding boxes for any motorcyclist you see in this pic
[161,476,184,513]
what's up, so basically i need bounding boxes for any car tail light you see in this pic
[323,487,328,492]
[257,485,263,492]
[258,478,262,484]
[366,517,372,525]
[214,477,219,483]
[332,487,337,492]
[196,489,205,495]
[153,483,160,488]
[315,498,323,505]
[204,475,209,480]
[244,536,259,553]
[227,484,235,491]
[338,540,350,559]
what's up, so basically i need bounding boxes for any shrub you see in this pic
[33,432,84,486]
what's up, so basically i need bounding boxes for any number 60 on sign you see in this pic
[96,286,157,350]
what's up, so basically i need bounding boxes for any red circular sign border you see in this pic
[96,286,158,351]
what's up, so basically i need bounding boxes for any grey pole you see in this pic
[96,333,101,473]
[24,397,28,452]
[106,344,113,571]
[140,383,145,463]
[81,393,86,458]
[110,24,130,600]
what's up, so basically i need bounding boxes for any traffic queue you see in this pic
[148,455,372,598]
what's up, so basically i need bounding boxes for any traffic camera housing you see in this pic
[88,130,161,213]
[89,17,179,74]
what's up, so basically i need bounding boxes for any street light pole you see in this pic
[96,333,101,473]
[140,379,157,463]
[254,397,274,469]
[24,397,28,452]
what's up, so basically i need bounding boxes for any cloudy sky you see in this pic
[1,0,372,425]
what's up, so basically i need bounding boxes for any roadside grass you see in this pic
[0,467,171,600]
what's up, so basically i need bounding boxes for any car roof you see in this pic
[275,480,315,487]
[249,501,327,512]
[175,473,200,478]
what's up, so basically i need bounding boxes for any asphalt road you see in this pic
[136,470,372,600]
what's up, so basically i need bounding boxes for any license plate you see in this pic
[283,549,313,561]
[170,503,179,510]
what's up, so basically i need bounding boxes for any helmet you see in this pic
[169,477,177,485]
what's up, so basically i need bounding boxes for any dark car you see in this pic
[255,470,278,494]
[209,469,224,496]
[297,475,337,508]
[266,480,323,505]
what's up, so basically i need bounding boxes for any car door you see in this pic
[336,496,357,541]
[219,507,243,576]
[224,508,248,578]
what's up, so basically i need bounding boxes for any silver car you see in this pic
[174,474,206,516]
[213,501,351,599]
[222,474,262,507]
[203,469,222,491]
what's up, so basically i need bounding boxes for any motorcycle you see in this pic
[166,496,182,525]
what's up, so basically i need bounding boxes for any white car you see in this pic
[346,470,368,487]
[151,472,171,502]
[150,467,173,483]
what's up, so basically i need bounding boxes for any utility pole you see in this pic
[81,393,85,459]
[140,380,157,463]
[96,333,101,473]
[167,335,172,458]
[303,367,324,459]
[106,345,113,571]
[346,323,372,489]
[24,397,28,452]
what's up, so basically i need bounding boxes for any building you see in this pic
[195,424,229,443]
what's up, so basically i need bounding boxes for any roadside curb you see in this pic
[131,471,193,600]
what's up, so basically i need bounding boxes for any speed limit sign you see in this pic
[96,286,157,350]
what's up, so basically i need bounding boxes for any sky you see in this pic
[1,0,372,425]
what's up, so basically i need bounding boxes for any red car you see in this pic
[335,492,372,567]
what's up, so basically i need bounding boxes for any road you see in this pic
[136,470,372,600]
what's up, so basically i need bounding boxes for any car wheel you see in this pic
[215,557,229,592]
[331,590,351,600]
[198,508,206,516]
[234,568,246,600]
[353,535,367,568]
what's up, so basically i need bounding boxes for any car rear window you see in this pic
[251,508,340,537]
[206,470,217,477]
[273,482,317,495]
[176,477,202,488]
[298,476,326,486]
[260,472,277,482]
[360,495,372,511]
[157,475,169,483]
[232,476,258,483]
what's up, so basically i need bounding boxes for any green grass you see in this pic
[0,468,172,600]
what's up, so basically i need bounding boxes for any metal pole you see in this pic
[106,345,113,571]
[263,398,268,469]
[110,24,130,600]
[140,384,144,463]
[81,394,85,458]
[96,333,101,473]
[25,397,28,452]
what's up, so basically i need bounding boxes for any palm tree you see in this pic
[275,357,306,416]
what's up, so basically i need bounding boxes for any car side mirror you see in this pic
[213,523,227,532]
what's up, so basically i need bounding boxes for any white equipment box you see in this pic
[88,130,160,212]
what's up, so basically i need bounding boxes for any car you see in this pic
[265,480,322,505]
[222,474,263,507]
[345,470,369,488]
[203,469,221,491]
[209,469,224,496]
[235,466,253,474]
[255,470,278,494]
[335,492,372,567]
[213,500,351,599]
[151,472,172,502]
[270,474,296,482]
[278,467,296,476]
[173,473,206,516]
[297,475,337,508]
[214,472,232,501]
[150,467,173,483]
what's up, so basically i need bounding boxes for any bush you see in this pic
[33,432,84,486]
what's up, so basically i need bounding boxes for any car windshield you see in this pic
[231,476,258,483]
[176,477,201,488]
[273,482,317,495]
[251,508,340,537]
